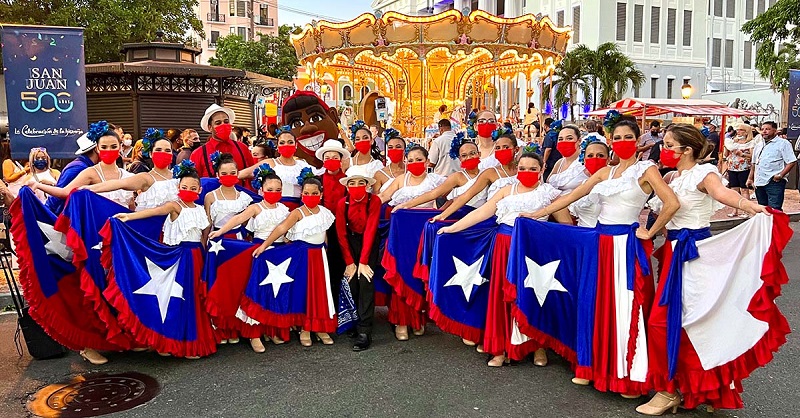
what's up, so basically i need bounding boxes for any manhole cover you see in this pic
[27,372,160,418]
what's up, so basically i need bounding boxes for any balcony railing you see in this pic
[255,17,274,26]
[207,13,225,22]
[208,41,218,50]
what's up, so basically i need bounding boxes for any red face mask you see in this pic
[177,189,199,203]
[612,140,638,160]
[98,149,119,165]
[323,159,342,172]
[302,194,321,208]
[354,140,372,155]
[477,123,495,138]
[660,148,682,168]
[277,145,296,159]
[263,191,282,204]
[460,157,480,170]
[495,148,515,165]
[407,161,427,176]
[219,174,239,187]
[214,123,233,141]
[583,157,608,175]
[348,185,367,201]
[151,151,172,169]
[556,141,578,158]
[517,171,540,187]
[387,148,404,164]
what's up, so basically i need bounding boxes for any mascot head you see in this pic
[272,90,341,167]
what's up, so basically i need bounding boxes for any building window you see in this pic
[471,0,478,12]
[616,3,626,41]
[666,8,676,45]
[210,30,220,49]
[360,86,369,100]
[556,10,564,27]
[650,7,660,44]
[667,78,674,99]
[682,10,692,46]
[746,0,754,19]
[768,0,776,7]
[237,1,247,17]
[634,85,640,97]
[726,0,735,17]
[633,5,644,42]
[713,0,723,17]
[496,0,505,16]
[757,0,765,15]
[650,78,658,98]
[342,85,352,101]
[744,41,753,69]
[229,0,235,16]
[238,26,247,40]
[572,6,581,43]
[712,38,722,67]
[725,39,734,68]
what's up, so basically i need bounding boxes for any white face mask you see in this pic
[123,139,132,147]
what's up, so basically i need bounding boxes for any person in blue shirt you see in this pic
[45,133,99,214]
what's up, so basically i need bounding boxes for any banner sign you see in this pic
[1,26,87,159]
[788,70,800,141]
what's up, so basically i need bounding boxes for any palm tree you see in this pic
[565,42,645,109]
[541,49,592,121]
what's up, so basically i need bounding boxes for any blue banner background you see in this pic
[2,26,87,159]
[789,70,800,141]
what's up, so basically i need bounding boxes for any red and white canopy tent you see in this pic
[584,98,763,159]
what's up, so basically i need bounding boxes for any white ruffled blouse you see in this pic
[649,163,723,230]
[447,170,487,208]
[94,166,135,207]
[209,189,253,229]
[388,172,446,208]
[285,206,335,245]
[495,182,561,226]
[247,202,290,241]
[135,178,178,211]
[272,159,325,198]
[591,160,654,226]
[162,204,210,246]
[548,158,589,196]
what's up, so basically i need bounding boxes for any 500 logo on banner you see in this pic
[20,68,75,113]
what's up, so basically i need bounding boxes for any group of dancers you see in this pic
[10,108,790,416]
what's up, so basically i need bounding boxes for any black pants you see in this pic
[346,232,380,334]
[326,228,345,304]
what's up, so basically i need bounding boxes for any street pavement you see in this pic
[1,224,798,418]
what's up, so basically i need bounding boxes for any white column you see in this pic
[454,0,467,13]
[478,0,496,13]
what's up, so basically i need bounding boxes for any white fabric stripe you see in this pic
[510,318,532,346]
[321,248,335,318]
[683,213,772,369]
[611,234,648,382]
[235,307,261,326]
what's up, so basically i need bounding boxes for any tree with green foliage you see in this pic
[541,49,592,121]
[742,0,800,91]
[209,25,299,81]
[0,0,203,64]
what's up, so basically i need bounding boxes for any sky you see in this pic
[277,0,375,28]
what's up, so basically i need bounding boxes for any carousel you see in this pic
[289,9,571,138]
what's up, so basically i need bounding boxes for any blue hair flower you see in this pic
[404,141,416,156]
[523,142,542,155]
[578,134,606,163]
[448,132,470,160]
[349,120,368,141]
[251,163,276,190]
[296,166,316,185]
[700,126,710,138]
[172,159,196,179]
[209,150,222,171]
[275,125,293,136]
[86,120,110,142]
[465,114,478,139]
[141,127,163,158]
[383,127,401,143]
[491,126,514,141]
[602,110,622,133]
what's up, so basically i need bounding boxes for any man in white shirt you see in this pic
[747,121,797,210]
[428,119,459,177]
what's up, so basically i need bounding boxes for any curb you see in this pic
[710,212,800,231]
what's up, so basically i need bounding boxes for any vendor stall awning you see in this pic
[583,98,762,117]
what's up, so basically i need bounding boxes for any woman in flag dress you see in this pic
[432,133,520,222]
[239,130,322,210]
[378,145,446,340]
[372,130,406,193]
[86,129,178,211]
[637,124,774,415]
[209,166,291,353]
[524,114,680,396]
[393,135,486,211]
[111,161,215,358]
[203,152,253,346]
[568,139,611,228]
[252,174,337,347]
[32,121,135,209]
[348,121,385,178]
[547,125,589,196]
[439,152,572,367]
